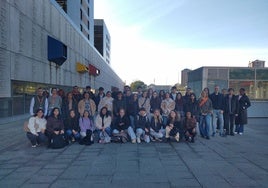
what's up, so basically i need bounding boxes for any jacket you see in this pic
[95,114,112,130]
[64,116,79,132]
[135,114,150,130]
[46,116,64,134]
[113,115,130,131]
[209,92,225,110]
[78,99,96,117]
[235,94,251,125]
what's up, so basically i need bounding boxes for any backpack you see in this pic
[79,129,94,145]
[50,134,66,149]
[111,131,128,143]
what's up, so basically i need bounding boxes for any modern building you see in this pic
[0,0,123,119]
[56,0,94,45]
[181,68,191,87]
[248,59,265,68]
[94,19,111,64]
[187,64,268,117]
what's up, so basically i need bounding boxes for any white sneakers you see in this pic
[137,138,141,144]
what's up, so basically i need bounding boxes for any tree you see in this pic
[130,80,147,91]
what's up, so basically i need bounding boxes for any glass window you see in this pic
[229,68,255,79]
[256,81,268,100]
[256,69,268,80]
[229,80,255,99]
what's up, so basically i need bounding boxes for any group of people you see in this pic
[25,84,251,148]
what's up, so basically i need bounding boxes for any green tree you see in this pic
[130,80,147,91]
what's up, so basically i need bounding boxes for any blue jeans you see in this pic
[65,129,81,141]
[199,114,211,138]
[129,115,135,129]
[212,110,224,135]
[97,127,112,137]
[26,132,48,145]
[235,124,244,133]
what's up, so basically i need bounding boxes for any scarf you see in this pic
[199,97,208,107]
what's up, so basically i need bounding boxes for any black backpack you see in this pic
[50,134,67,149]
[79,129,94,145]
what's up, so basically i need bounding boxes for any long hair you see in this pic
[50,107,61,119]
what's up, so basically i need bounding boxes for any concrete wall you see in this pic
[0,0,123,98]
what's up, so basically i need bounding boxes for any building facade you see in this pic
[0,0,123,118]
[181,68,191,87]
[56,0,94,45]
[94,19,111,64]
[187,66,268,117]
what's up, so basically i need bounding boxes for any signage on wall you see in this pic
[88,64,100,76]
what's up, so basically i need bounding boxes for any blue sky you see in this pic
[94,0,268,85]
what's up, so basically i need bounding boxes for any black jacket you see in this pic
[209,92,225,110]
[224,95,238,115]
[135,114,150,130]
[113,115,130,131]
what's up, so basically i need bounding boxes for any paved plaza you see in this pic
[0,118,267,188]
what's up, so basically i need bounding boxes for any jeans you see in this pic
[97,127,111,136]
[162,116,168,129]
[150,128,164,139]
[113,127,136,140]
[212,110,224,135]
[26,132,48,146]
[235,124,244,133]
[199,114,211,138]
[129,115,135,129]
[65,129,81,141]
[136,128,150,143]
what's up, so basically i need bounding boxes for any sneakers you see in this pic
[132,139,136,144]
[234,132,238,134]
[31,145,37,148]
[239,132,243,135]
[212,132,215,137]
[137,138,141,144]
[175,134,180,142]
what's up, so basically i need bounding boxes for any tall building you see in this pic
[0,0,123,119]
[56,0,94,45]
[181,68,191,87]
[94,19,111,64]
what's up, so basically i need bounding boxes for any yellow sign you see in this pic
[76,62,88,73]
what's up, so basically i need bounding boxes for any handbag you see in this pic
[99,131,111,143]
[23,121,30,132]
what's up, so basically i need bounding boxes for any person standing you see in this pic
[94,87,105,112]
[209,85,225,137]
[161,92,175,127]
[235,88,251,135]
[224,88,238,136]
[78,92,96,118]
[48,88,62,116]
[98,91,114,115]
[198,90,213,139]
[138,90,151,115]
[30,87,48,117]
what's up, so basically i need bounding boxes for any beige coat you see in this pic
[95,115,112,130]
[161,98,175,116]
[78,99,96,117]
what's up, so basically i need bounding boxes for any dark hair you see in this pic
[228,88,234,92]
[139,107,146,112]
[34,109,44,118]
[240,88,245,92]
[99,107,109,118]
[99,87,104,91]
[68,109,76,117]
[50,107,61,119]
[83,91,90,98]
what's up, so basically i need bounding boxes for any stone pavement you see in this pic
[0,118,267,188]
